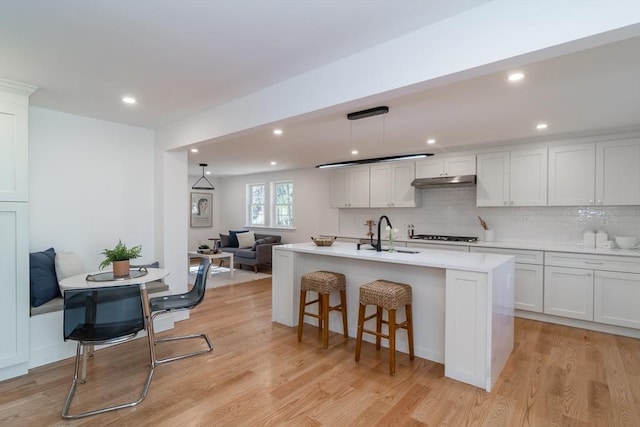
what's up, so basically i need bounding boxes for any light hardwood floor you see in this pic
[1,277,639,426]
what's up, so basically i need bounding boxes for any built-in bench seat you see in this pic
[30,280,170,316]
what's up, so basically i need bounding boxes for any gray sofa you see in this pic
[216,232,282,272]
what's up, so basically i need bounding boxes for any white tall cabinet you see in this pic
[0,79,36,381]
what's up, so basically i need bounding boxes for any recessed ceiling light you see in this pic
[273,129,283,135]
[507,72,524,82]
[270,161,277,166]
[427,139,436,145]
[122,96,136,104]
[536,123,548,130]
[190,148,198,153]
[351,150,359,155]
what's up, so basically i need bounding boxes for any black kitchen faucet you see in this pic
[375,215,392,252]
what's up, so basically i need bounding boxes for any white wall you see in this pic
[217,167,338,244]
[29,107,157,270]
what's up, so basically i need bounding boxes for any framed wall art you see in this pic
[190,192,212,228]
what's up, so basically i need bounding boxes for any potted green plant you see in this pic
[198,244,211,254]
[99,239,142,277]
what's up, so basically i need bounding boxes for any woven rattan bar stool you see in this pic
[297,271,348,349]
[355,279,414,375]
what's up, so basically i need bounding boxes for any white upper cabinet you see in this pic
[370,161,416,208]
[330,166,370,208]
[415,155,476,178]
[476,148,547,207]
[548,138,640,206]
[0,80,36,202]
[548,143,595,205]
[596,139,640,205]
[476,152,509,206]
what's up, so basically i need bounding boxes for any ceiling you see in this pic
[1,1,639,178]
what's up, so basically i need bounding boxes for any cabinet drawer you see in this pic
[471,247,543,264]
[545,252,640,274]
[406,242,469,252]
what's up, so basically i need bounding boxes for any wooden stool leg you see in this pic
[406,304,415,360]
[355,303,366,361]
[340,289,348,338]
[322,293,330,349]
[297,290,306,342]
[317,293,323,337]
[375,306,383,350]
[388,309,396,376]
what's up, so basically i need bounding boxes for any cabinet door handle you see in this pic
[597,200,602,205]
[586,273,592,277]
[585,261,603,265]
[595,273,601,278]
[589,199,593,204]
[504,201,508,206]
[510,201,514,205]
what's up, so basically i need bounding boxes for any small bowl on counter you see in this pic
[311,236,337,247]
[614,236,640,250]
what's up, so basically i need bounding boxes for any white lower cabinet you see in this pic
[471,247,543,313]
[544,251,640,329]
[544,266,594,321]
[594,270,640,329]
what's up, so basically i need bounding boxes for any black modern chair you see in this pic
[61,284,154,419]
[149,258,213,364]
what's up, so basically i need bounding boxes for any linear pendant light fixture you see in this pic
[316,106,432,168]
[192,163,215,190]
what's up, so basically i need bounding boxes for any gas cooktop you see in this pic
[410,234,478,243]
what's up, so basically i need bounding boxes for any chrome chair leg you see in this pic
[151,311,213,365]
[61,341,155,419]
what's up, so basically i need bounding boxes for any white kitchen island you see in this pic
[272,242,515,392]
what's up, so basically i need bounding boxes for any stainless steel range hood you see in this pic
[411,175,476,188]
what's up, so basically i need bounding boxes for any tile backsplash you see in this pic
[339,186,640,244]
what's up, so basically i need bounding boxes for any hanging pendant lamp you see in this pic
[192,163,215,190]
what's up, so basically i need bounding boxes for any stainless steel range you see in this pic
[410,234,478,242]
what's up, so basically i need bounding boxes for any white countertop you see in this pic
[332,235,640,257]
[275,242,513,273]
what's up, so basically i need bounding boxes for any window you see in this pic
[273,181,294,227]
[248,184,265,225]
[246,181,294,228]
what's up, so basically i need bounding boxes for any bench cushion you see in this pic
[30,280,170,316]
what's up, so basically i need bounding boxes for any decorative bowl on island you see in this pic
[311,236,337,247]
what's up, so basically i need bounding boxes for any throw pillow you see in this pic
[236,230,255,249]
[219,233,230,248]
[29,248,60,307]
[54,252,85,282]
[131,261,160,269]
[228,230,249,247]
[251,237,268,250]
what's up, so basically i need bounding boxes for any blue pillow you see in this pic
[131,261,160,268]
[29,248,61,307]
[228,230,248,248]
